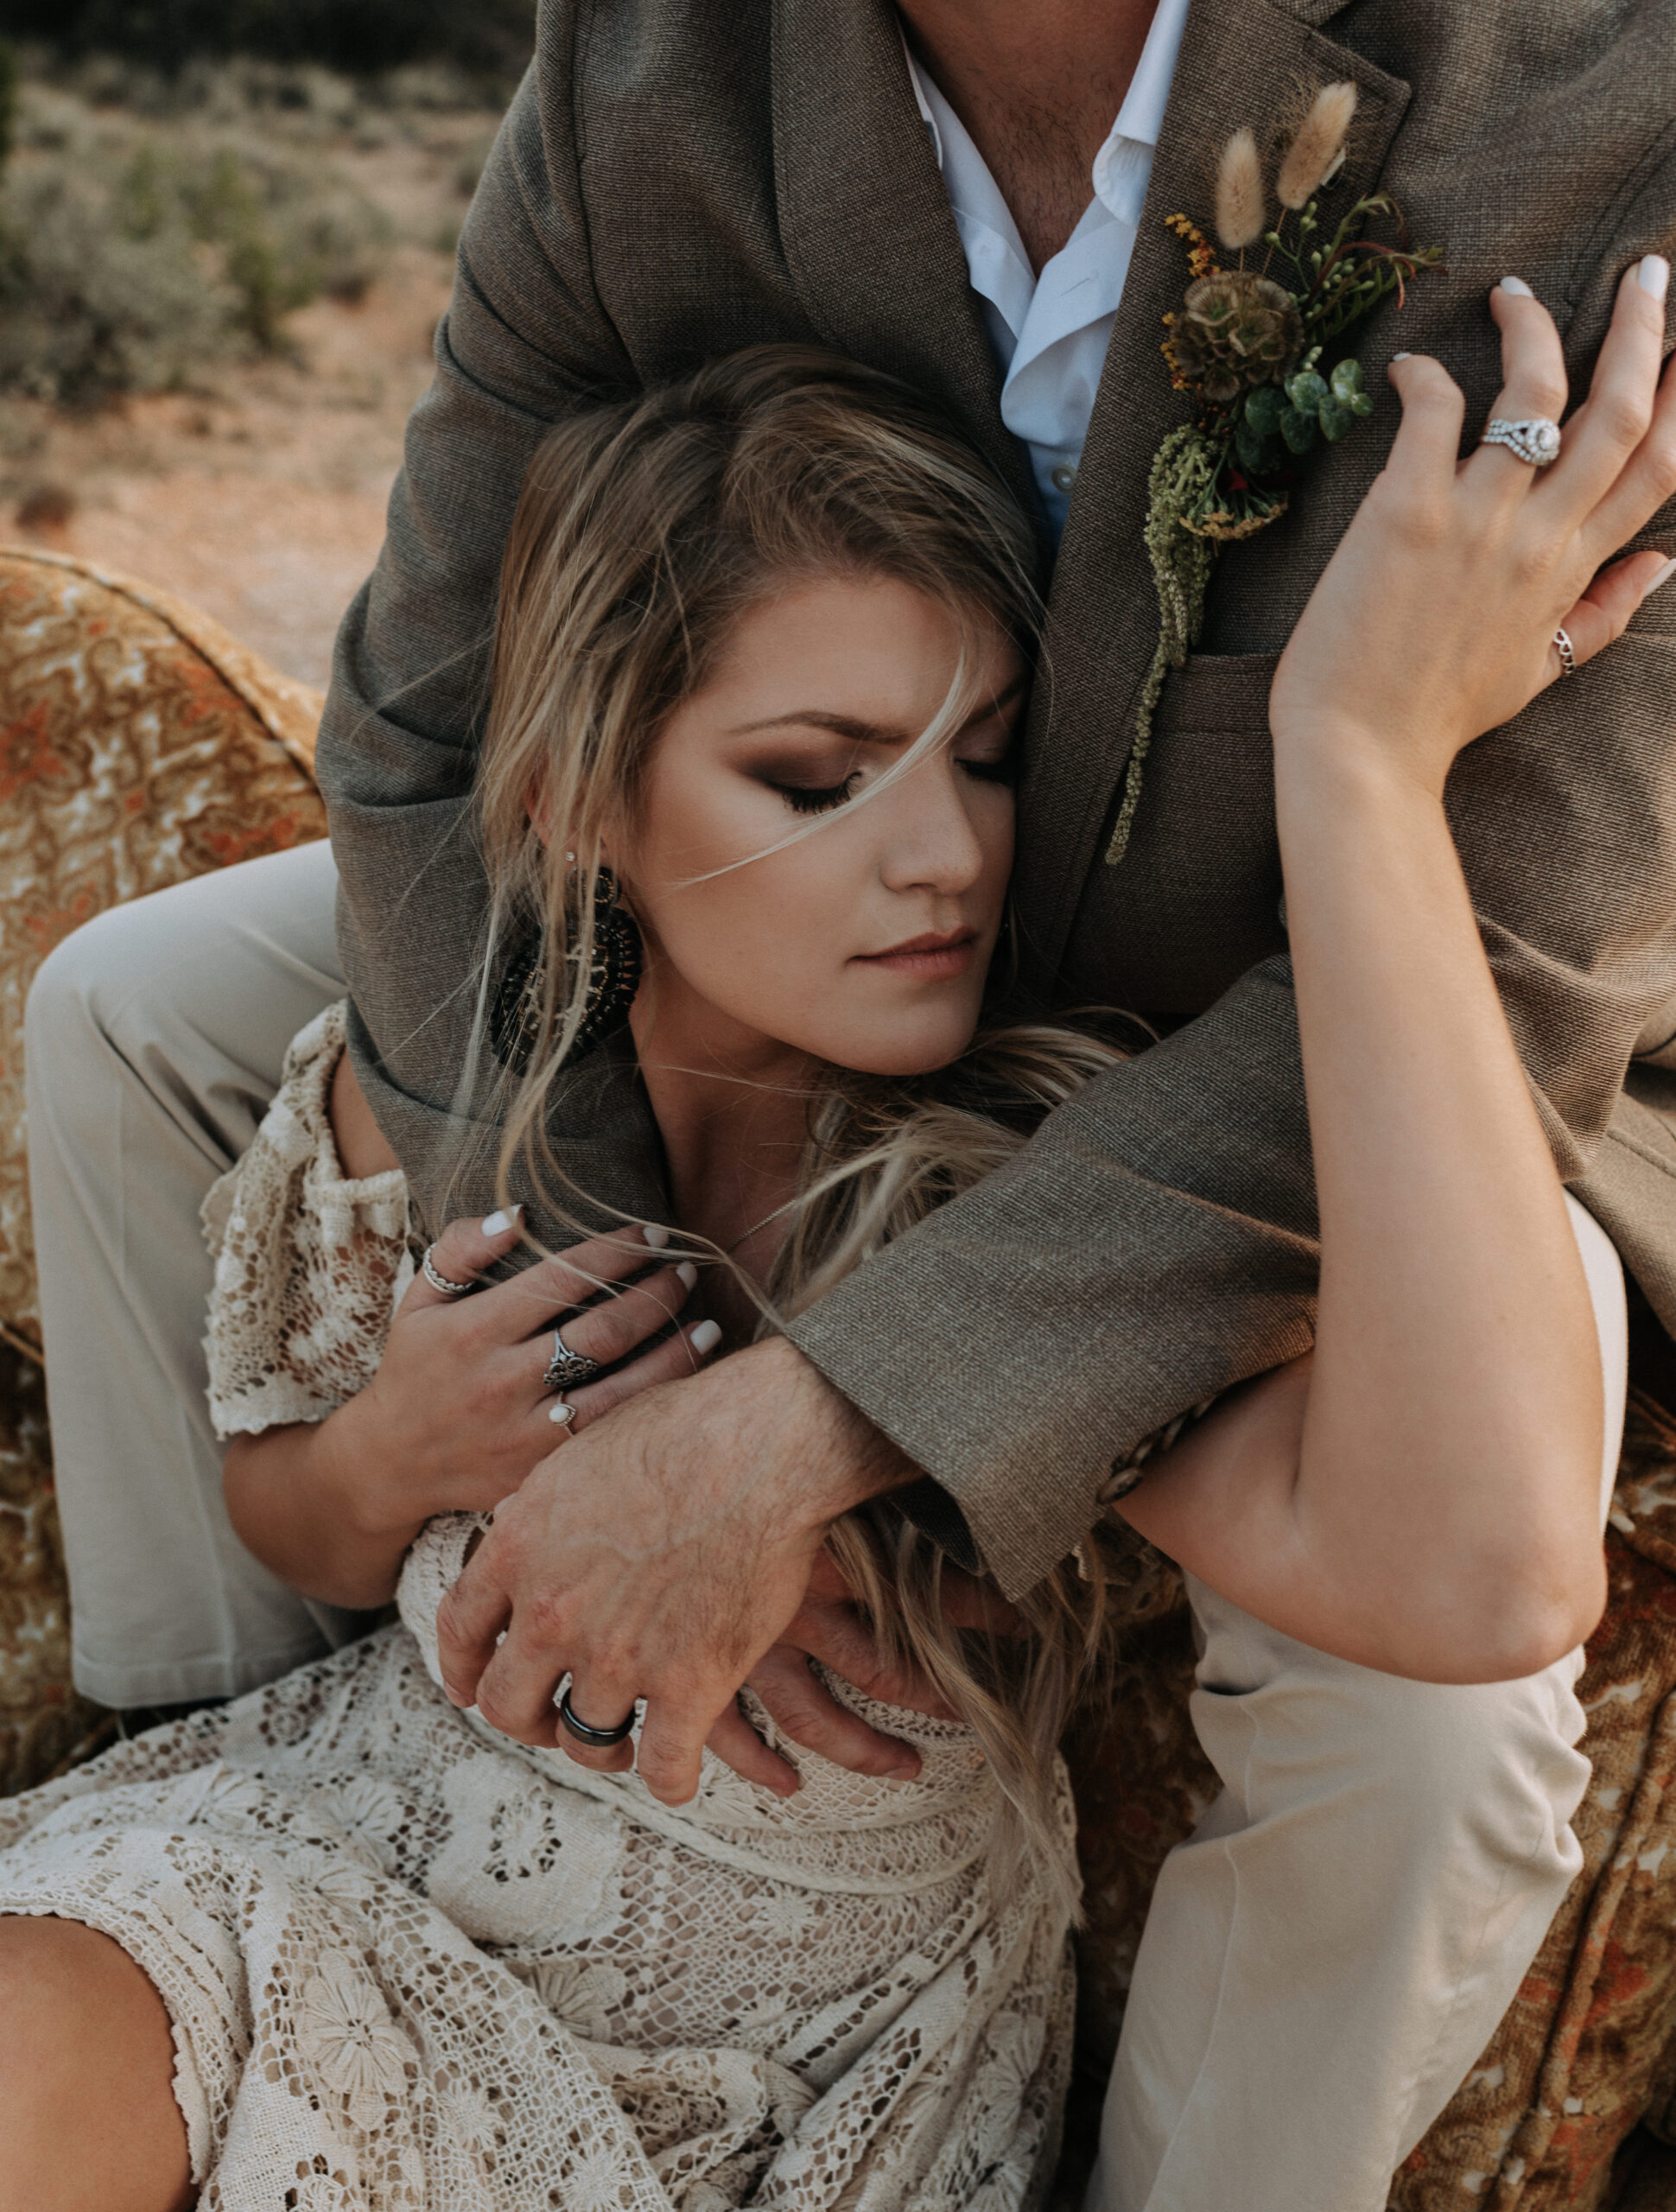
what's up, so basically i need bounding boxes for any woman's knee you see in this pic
[0,1916,192,2212]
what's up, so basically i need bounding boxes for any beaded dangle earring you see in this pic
[489,866,644,1075]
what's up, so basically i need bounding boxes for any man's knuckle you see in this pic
[434,1589,473,1646]
[473,1684,521,1735]
[774,1694,824,1738]
[524,1590,572,1648]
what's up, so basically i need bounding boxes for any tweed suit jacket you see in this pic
[318,0,1676,1599]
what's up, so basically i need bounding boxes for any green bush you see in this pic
[4,1,536,82]
[0,110,393,401]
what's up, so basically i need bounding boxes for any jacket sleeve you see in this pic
[314,19,634,1205]
[790,239,1676,1598]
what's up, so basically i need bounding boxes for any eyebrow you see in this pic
[733,672,1027,741]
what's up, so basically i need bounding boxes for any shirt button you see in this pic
[1050,463,1077,494]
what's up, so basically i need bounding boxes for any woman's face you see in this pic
[613,571,1022,1079]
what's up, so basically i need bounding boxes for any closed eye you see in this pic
[958,753,1016,786]
[771,772,863,816]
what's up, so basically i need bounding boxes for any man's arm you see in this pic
[327,22,1675,1611]
[317,34,638,1208]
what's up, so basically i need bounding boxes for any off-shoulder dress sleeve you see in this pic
[201,999,413,1439]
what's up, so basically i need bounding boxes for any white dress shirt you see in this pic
[902,0,1191,539]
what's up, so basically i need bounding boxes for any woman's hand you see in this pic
[336,1211,716,1531]
[223,1213,719,1610]
[1271,257,1675,791]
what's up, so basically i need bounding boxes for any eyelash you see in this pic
[773,773,861,816]
[771,756,1014,815]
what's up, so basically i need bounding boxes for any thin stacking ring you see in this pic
[1552,626,1578,677]
[421,1244,474,1299]
[558,1687,635,1748]
[1482,416,1562,467]
[542,1326,602,1393]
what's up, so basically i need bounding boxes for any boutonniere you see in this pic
[1107,84,1444,863]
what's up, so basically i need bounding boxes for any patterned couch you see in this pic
[3,544,1675,2209]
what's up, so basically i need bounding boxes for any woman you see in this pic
[1,276,1673,2212]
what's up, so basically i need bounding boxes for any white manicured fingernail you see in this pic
[1639,254,1671,302]
[1498,276,1534,297]
[481,1205,523,1236]
[689,1319,722,1356]
[1389,352,1412,363]
[642,1224,670,1249]
[1649,556,1676,594]
[548,1400,575,1426]
[676,1262,698,1291]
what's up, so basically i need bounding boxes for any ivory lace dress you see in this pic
[0,1006,1075,2212]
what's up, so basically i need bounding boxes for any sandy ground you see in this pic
[0,104,487,689]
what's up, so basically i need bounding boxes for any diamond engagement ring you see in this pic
[542,1325,602,1392]
[1482,416,1563,467]
[421,1244,475,1299]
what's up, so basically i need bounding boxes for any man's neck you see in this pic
[898,0,1162,271]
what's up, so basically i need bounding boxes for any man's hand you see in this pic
[434,1335,918,1804]
[714,1551,1025,1795]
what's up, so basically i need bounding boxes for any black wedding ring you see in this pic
[558,1686,636,1748]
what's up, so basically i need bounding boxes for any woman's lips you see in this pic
[852,929,978,980]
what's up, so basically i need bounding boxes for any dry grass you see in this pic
[0,56,504,683]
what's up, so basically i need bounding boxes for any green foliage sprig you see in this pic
[1107,88,1443,864]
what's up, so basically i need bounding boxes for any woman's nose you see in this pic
[876,758,988,893]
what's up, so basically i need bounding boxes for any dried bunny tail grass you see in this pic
[1215,127,1267,251]
[1276,79,1358,209]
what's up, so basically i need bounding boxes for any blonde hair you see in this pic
[473,346,1133,1914]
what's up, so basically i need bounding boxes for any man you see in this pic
[25,1,1675,2205]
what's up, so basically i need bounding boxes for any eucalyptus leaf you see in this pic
[1279,405,1317,454]
[1245,384,1286,436]
[1330,358,1366,402]
[1317,396,1355,442]
[1286,368,1329,412]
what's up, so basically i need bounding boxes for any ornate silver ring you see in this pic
[1552,626,1578,677]
[543,1326,602,1393]
[1482,416,1562,467]
[421,1244,474,1299]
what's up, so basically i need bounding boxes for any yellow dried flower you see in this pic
[1214,127,1266,251]
[1276,80,1358,209]
[1165,212,1218,280]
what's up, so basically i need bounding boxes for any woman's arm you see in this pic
[1121,264,1676,1681]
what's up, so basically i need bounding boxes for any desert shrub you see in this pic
[0,43,16,169]
[3,1,536,83]
[0,104,392,400]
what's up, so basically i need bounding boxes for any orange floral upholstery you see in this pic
[0,545,325,1789]
[1057,1412,1676,2209]
[2,547,1675,2202]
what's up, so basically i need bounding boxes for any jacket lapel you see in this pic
[771,0,1038,516]
[1013,0,1412,994]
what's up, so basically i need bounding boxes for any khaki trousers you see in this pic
[26,842,1628,2209]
